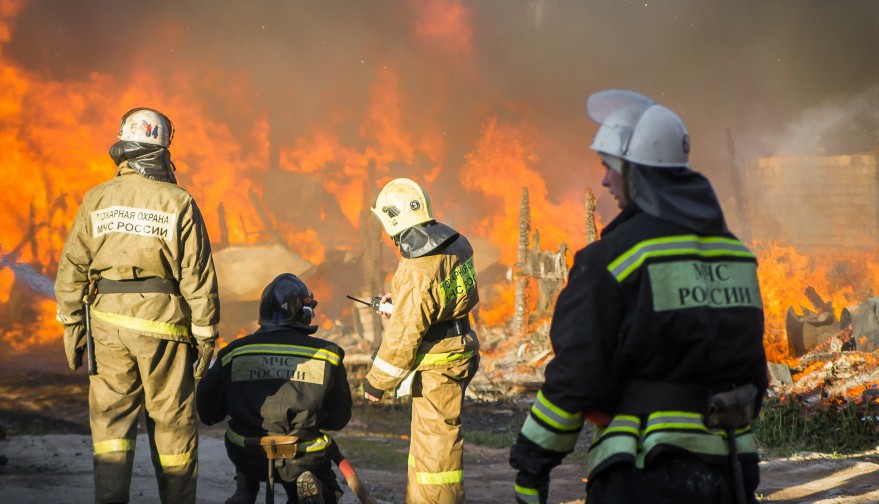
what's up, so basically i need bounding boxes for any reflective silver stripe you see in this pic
[531,391,584,431]
[191,323,218,339]
[514,484,540,504]
[587,412,757,478]
[586,427,639,475]
[226,427,246,447]
[644,411,707,435]
[642,430,758,458]
[372,356,410,378]
[608,235,754,282]
[595,414,640,440]
[520,415,580,452]
[221,343,341,366]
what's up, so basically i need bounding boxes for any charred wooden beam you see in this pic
[514,187,530,339]
[585,187,597,244]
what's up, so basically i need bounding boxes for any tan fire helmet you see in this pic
[371,177,434,237]
[117,107,174,148]
[587,89,689,169]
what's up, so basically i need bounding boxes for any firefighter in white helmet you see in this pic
[509,90,767,504]
[55,107,220,504]
[363,177,480,503]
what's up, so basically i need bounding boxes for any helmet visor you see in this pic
[586,89,655,125]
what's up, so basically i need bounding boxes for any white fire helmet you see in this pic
[371,178,434,237]
[587,89,689,169]
[117,108,174,148]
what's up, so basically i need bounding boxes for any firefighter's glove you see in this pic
[193,340,215,381]
[63,323,86,371]
[361,379,384,402]
[514,470,549,504]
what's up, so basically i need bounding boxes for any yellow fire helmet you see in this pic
[117,107,174,148]
[371,177,435,237]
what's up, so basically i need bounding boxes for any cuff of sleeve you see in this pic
[191,323,219,341]
[362,380,384,399]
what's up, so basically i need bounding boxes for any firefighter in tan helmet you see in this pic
[363,178,480,503]
[54,107,220,504]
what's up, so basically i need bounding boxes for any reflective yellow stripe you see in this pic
[221,343,341,367]
[532,391,584,431]
[226,426,246,447]
[91,308,190,337]
[520,414,580,452]
[94,438,136,455]
[225,426,330,453]
[608,235,754,282]
[415,350,473,367]
[416,469,464,485]
[515,484,540,504]
[408,453,415,466]
[159,449,195,467]
[302,434,331,453]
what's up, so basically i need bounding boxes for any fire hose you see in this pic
[331,449,379,504]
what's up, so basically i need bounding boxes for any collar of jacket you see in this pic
[398,221,460,259]
[255,323,319,335]
[109,140,177,184]
[601,203,640,237]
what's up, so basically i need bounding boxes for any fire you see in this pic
[754,241,879,363]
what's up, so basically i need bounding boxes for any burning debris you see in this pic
[769,287,879,408]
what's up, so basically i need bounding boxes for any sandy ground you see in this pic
[2,429,879,503]
[0,428,588,504]
[2,369,879,503]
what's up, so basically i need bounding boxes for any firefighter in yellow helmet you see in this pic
[54,107,220,504]
[363,178,480,503]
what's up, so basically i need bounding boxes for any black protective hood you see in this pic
[625,163,728,234]
[398,221,460,259]
[109,140,177,184]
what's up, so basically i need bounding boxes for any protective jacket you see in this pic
[55,162,220,345]
[196,325,352,486]
[510,203,767,503]
[364,223,480,395]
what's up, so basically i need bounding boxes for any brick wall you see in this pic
[744,154,879,253]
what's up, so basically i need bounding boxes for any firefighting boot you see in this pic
[224,473,260,504]
[296,471,324,504]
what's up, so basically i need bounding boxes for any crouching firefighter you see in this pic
[54,107,220,504]
[197,273,354,504]
[509,89,768,504]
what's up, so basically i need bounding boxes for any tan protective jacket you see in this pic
[366,234,479,392]
[55,163,220,344]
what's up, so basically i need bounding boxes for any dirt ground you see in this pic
[1,370,879,504]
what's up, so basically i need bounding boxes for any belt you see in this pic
[423,316,471,343]
[615,380,710,416]
[96,277,179,295]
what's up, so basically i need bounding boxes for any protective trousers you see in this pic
[89,317,198,504]
[406,353,479,504]
[585,450,760,504]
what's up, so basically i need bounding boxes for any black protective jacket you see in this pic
[196,325,352,483]
[510,203,767,500]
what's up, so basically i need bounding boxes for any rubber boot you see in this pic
[225,473,260,504]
